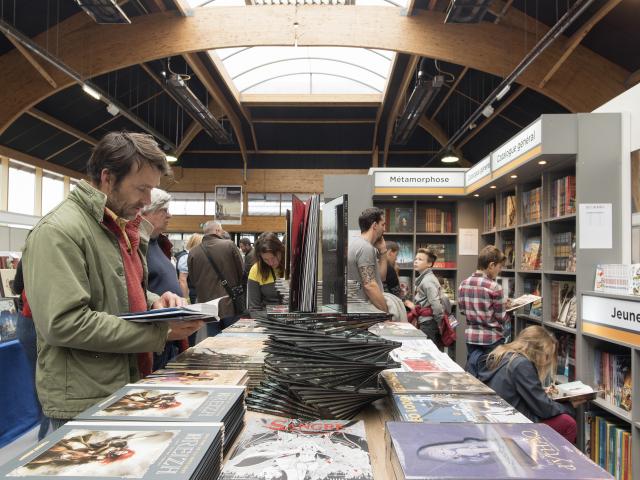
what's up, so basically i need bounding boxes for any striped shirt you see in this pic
[458,272,507,345]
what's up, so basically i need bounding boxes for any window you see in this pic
[42,171,65,215]
[168,192,206,215]
[204,192,217,216]
[8,161,36,215]
[69,178,79,193]
[248,193,281,216]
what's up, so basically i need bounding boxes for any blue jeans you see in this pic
[466,338,505,377]
[15,313,50,440]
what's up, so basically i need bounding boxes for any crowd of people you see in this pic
[13,131,580,446]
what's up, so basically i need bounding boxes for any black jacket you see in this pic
[477,352,574,422]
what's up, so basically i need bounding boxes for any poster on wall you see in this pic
[214,185,242,225]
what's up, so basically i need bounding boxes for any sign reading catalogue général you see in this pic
[491,119,541,172]
[582,294,640,347]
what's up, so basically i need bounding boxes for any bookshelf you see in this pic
[326,112,636,477]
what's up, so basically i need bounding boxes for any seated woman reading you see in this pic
[247,232,284,310]
[477,325,581,443]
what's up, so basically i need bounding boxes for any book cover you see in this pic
[368,322,426,338]
[502,239,515,269]
[221,418,373,480]
[0,421,223,479]
[391,394,531,423]
[382,371,494,395]
[521,236,541,270]
[136,369,248,386]
[547,381,597,403]
[396,239,414,268]
[395,207,414,233]
[386,422,613,479]
[76,385,244,422]
[398,276,411,299]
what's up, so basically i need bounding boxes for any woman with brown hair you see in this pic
[477,325,581,443]
[247,232,284,310]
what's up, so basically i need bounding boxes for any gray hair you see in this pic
[203,220,222,235]
[142,188,171,214]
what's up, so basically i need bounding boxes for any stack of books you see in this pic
[423,207,454,233]
[483,200,496,231]
[221,418,374,480]
[552,231,576,271]
[388,338,464,373]
[368,321,427,339]
[75,384,246,452]
[551,174,577,217]
[246,314,400,419]
[500,193,517,227]
[522,186,542,223]
[0,421,225,480]
[594,351,632,412]
[167,336,267,392]
[137,368,249,387]
[386,422,612,480]
[585,412,632,479]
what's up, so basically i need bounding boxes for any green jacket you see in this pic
[22,180,168,419]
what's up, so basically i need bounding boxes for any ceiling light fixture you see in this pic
[393,60,444,145]
[106,103,119,116]
[74,0,131,24]
[441,152,460,164]
[163,73,232,144]
[473,194,480,197]
[495,84,512,101]
[82,84,101,100]
[510,174,518,179]
[490,185,497,189]
[165,155,178,163]
[538,160,547,165]
[437,195,444,199]
[392,195,398,199]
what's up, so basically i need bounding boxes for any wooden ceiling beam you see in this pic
[0,145,85,179]
[252,118,376,124]
[0,7,628,136]
[4,34,57,89]
[417,116,471,167]
[539,0,623,89]
[457,84,526,148]
[185,149,439,155]
[28,108,97,146]
[382,55,420,167]
[176,121,202,157]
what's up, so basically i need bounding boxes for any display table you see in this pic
[0,340,40,448]
[232,399,394,479]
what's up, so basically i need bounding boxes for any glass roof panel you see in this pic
[187,0,405,6]
[211,46,394,96]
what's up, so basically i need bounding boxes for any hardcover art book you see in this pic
[0,421,224,480]
[391,394,531,423]
[382,371,494,395]
[547,381,597,403]
[221,418,374,480]
[137,369,248,387]
[395,207,414,233]
[521,236,542,271]
[76,385,245,423]
[386,422,613,479]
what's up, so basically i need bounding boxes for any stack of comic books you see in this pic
[388,338,464,373]
[368,321,427,339]
[221,418,374,480]
[75,384,246,452]
[137,368,249,387]
[381,371,494,395]
[0,421,225,480]
[389,393,531,423]
[246,315,400,419]
[385,422,613,479]
[167,336,267,392]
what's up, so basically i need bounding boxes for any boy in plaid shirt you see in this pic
[458,245,511,375]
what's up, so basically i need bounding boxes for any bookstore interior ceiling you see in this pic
[0,0,637,175]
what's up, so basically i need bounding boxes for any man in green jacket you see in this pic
[22,132,203,427]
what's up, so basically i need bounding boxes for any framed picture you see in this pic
[0,269,17,297]
[214,185,243,225]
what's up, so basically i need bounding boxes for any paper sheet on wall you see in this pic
[459,228,479,255]
[579,203,612,249]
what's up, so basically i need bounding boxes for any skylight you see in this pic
[186,0,406,7]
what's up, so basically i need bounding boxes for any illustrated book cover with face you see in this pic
[136,369,249,387]
[75,385,244,423]
[391,394,531,424]
[221,418,374,480]
[386,422,612,479]
[0,421,224,479]
[382,371,494,395]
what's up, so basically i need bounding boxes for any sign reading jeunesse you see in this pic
[582,294,640,346]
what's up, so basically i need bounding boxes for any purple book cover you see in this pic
[386,422,612,479]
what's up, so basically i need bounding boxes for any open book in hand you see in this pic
[505,294,542,312]
[547,381,597,403]
[119,296,227,323]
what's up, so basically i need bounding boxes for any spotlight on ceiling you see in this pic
[82,84,101,100]
[164,73,232,145]
[393,60,444,145]
[166,155,178,163]
[74,0,131,24]
[444,0,493,24]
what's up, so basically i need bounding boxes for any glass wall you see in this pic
[8,161,35,215]
[42,171,65,215]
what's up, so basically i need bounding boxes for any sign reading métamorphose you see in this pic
[373,170,466,189]
[491,119,542,172]
[582,294,640,347]
[465,156,491,186]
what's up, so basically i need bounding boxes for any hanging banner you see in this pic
[491,119,542,172]
[214,185,243,225]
